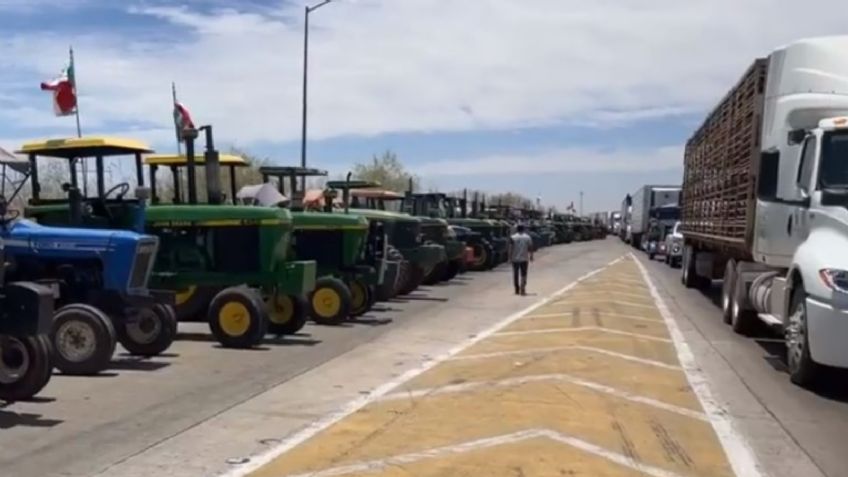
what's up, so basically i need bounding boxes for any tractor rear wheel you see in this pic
[208,287,268,348]
[266,293,308,335]
[0,334,53,401]
[423,262,446,285]
[117,304,177,356]
[309,277,352,325]
[399,265,425,295]
[174,286,218,322]
[469,243,490,272]
[348,279,372,317]
[51,304,116,376]
[443,259,461,281]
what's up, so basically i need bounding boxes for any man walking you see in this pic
[509,224,534,295]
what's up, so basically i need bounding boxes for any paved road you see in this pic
[248,256,741,477]
[0,240,615,477]
[642,252,848,477]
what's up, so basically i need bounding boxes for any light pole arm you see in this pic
[307,0,333,13]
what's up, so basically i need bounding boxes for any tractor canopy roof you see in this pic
[326,180,381,190]
[260,166,328,177]
[145,153,249,167]
[17,136,153,159]
[349,188,403,199]
[0,148,30,174]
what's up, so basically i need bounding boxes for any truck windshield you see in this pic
[819,131,848,188]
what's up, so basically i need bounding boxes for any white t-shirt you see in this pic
[510,232,533,262]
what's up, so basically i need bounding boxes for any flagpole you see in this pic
[69,46,87,196]
[172,82,182,155]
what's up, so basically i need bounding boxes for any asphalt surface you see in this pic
[640,249,848,477]
[3,239,848,477]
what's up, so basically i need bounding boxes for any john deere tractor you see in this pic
[443,192,504,271]
[246,167,390,325]
[22,130,316,350]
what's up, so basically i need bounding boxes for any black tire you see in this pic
[399,264,425,295]
[681,246,700,289]
[730,270,757,335]
[721,259,737,324]
[422,262,445,286]
[443,259,461,281]
[266,293,309,335]
[208,287,268,348]
[664,254,670,265]
[787,284,823,387]
[468,242,490,272]
[0,334,53,401]
[309,277,352,325]
[648,253,655,260]
[394,260,411,297]
[174,286,218,322]
[51,304,116,375]
[348,278,372,317]
[117,304,177,356]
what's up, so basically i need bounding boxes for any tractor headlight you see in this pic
[819,269,848,293]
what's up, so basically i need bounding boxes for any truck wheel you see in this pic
[681,246,698,288]
[309,277,352,325]
[208,287,268,348]
[786,284,823,387]
[664,254,670,265]
[721,259,737,324]
[117,305,177,356]
[731,270,757,335]
[348,278,372,317]
[648,252,655,260]
[0,334,53,401]
[51,304,116,375]
[266,293,308,335]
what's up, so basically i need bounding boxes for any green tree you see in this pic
[352,150,419,192]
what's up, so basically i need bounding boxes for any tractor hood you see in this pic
[5,219,158,294]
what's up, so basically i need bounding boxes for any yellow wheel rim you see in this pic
[312,288,341,318]
[268,294,294,325]
[218,302,251,336]
[175,285,197,307]
[350,282,366,311]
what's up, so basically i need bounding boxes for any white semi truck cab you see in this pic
[680,36,848,387]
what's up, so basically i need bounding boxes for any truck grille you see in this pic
[129,239,158,290]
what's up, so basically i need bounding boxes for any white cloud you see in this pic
[413,145,684,176]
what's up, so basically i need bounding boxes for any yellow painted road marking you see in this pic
[234,255,759,477]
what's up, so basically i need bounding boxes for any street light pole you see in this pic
[301,0,334,169]
[579,190,584,216]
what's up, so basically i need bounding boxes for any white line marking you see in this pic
[631,254,764,477]
[278,429,685,477]
[219,255,628,477]
[379,373,708,421]
[548,299,657,309]
[449,345,682,370]
[494,326,672,342]
[522,311,664,324]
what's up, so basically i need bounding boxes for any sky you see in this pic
[2,0,847,213]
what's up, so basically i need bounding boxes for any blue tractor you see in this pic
[0,232,55,401]
[0,142,176,376]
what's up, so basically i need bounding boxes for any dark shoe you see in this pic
[520,287,526,296]
[515,289,520,295]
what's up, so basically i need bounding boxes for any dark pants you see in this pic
[512,261,529,293]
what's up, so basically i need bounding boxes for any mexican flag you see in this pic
[173,101,195,141]
[40,63,77,116]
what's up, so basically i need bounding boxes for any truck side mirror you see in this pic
[788,129,807,145]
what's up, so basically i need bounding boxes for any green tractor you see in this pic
[442,191,506,271]
[327,181,445,296]
[24,131,317,348]
[348,187,460,285]
[249,167,391,325]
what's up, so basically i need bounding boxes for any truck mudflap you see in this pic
[276,260,318,297]
[806,296,848,368]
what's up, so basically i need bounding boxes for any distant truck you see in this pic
[619,198,631,242]
[680,36,848,387]
[611,211,622,236]
[628,185,681,249]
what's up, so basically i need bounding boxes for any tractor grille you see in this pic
[128,239,158,290]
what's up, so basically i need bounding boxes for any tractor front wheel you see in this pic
[348,279,372,317]
[309,277,352,325]
[117,304,177,356]
[51,304,116,376]
[208,287,268,348]
[266,293,309,335]
[0,334,53,401]
[443,259,462,281]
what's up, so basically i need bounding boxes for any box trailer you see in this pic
[629,185,680,248]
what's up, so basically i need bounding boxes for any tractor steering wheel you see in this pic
[104,182,131,200]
